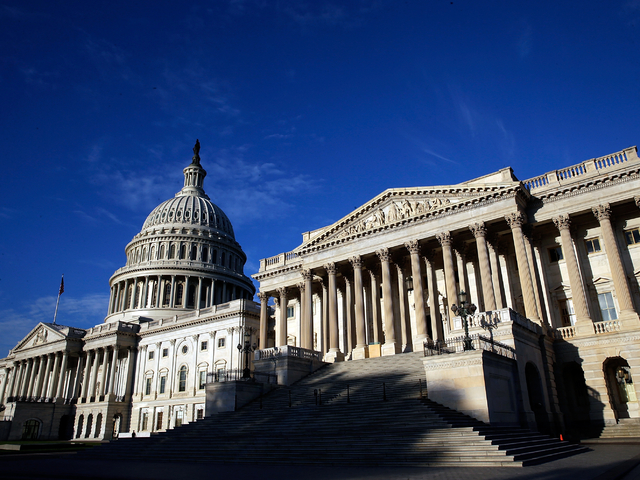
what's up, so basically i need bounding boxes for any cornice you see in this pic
[139,310,260,337]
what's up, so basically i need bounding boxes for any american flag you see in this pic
[59,275,64,295]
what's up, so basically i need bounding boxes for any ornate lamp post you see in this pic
[237,327,257,379]
[451,291,477,351]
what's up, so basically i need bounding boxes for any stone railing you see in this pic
[258,251,302,272]
[555,325,576,339]
[450,307,542,336]
[523,147,637,193]
[594,319,622,334]
[254,345,321,361]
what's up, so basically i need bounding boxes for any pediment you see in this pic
[302,182,521,248]
[592,276,613,286]
[13,323,68,352]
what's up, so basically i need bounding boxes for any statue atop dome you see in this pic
[192,139,201,165]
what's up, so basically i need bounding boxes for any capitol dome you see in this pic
[105,140,256,323]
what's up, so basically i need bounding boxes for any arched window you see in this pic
[212,249,217,264]
[175,283,184,306]
[190,245,197,261]
[159,245,165,259]
[76,415,84,439]
[221,252,226,267]
[150,246,155,261]
[169,244,176,259]
[178,366,187,392]
[202,248,208,263]
[142,247,147,262]
[180,244,186,260]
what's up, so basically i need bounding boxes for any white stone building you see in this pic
[0,143,259,440]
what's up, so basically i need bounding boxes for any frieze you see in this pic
[423,357,484,370]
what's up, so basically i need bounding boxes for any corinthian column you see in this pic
[55,350,69,401]
[276,287,288,347]
[469,222,496,311]
[593,204,639,325]
[405,240,428,347]
[257,292,269,350]
[505,212,541,322]
[301,269,314,350]
[324,263,344,362]
[349,256,369,359]
[552,214,593,334]
[436,232,458,330]
[376,248,400,355]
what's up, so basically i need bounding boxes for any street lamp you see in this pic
[451,291,477,351]
[237,327,257,379]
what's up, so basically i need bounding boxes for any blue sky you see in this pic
[1,0,639,356]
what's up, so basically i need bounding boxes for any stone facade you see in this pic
[254,146,640,437]
[0,144,259,440]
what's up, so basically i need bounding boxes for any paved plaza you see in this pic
[1,443,640,480]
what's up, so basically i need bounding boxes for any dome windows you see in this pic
[202,248,208,263]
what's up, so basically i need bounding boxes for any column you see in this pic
[6,362,18,400]
[369,268,382,344]
[114,283,121,313]
[27,359,39,399]
[0,367,10,404]
[107,346,120,396]
[552,214,593,333]
[324,263,344,362]
[157,275,164,308]
[49,353,61,399]
[376,248,400,355]
[133,346,145,398]
[55,350,69,401]
[505,212,541,322]
[395,262,409,351]
[487,240,505,309]
[349,256,368,359]
[523,227,546,326]
[169,276,176,308]
[34,355,47,400]
[258,292,269,350]
[97,348,109,398]
[38,354,52,400]
[593,204,640,324]
[436,232,459,330]
[130,278,138,309]
[124,347,135,401]
[81,350,93,401]
[343,276,354,355]
[183,276,189,308]
[406,241,428,346]
[210,279,216,306]
[89,349,100,400]
[455,246,471,303]
[197,277,203,309]
[469,222,497,311]
[71,356,84,402]
[277,287,288,347]
[142,276,149,308]
[321,281,329,354]
[424,254,444,341]
[301,269,314,350]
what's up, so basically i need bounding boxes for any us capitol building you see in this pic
[2,142,640,441]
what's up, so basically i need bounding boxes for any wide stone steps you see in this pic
[80,351,587,467]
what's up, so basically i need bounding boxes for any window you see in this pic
[625,228,640,245]
[175,409,183,427]
[218,337,226,348]
[585,238,601,254]
[199,371,206,389]
[148,350,154,360]
[200,341,208,351]
[598,292,618,321]
[202,248,208,263]
[181,345,188,354]
[175,283,184,306]
[196,409,204,420]
[162,348,168,357]
[287,306,295,318]
[145,378,152,396]
[180,244,186,259]
[178,366,187,392]
[159,375,166,394]
[191,245,197,260]
[156,411,163,431]
[548,246,564,262]
[169,244,176,259]
[141,411,148,431]
[559,299,576,327]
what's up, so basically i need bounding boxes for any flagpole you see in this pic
[53,274,64,325]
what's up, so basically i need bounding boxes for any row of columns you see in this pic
[109,275,246,315]
[80,346,132,402]
[2,351,70,404]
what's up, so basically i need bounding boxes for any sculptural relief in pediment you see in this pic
[13,323,66,352]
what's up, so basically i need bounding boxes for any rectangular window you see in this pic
[175,410,183,428]
[162,348,168,357]
[159,376,166,394]
[199,371,206,389]
[559,299,576,327]
[585,238,601,254]
[148,350,154,360]
[598,292,618,321]
[145,378,152,395]
[141,411,148,431]
[625,228,640,245]
[287,306,295,318]
[200,341,208,351]
[549,246,564,263]
[196,409,204,420]
[218,337,225,348]
[156,411,163,431]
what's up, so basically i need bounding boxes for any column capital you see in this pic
[277,287,288,297]
[170,339,176,346]
[635,196,640,209]
[257,291,269,302]
[301,268,313,280]
[552,214,571,231]
[323,262,337,275]
[505,211,527,229]
[297,282,305,293]
[404,239,421,255]
[469,222,487,238]
[349,255,363,269]
[375,248,391,262]
[592,203,612,221]
[435,231,452,247]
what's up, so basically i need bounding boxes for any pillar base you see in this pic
[381,342,401,356]
[324,349,345,363]
[352,345,369,360]
[413,335,428,352]
[575,321,595,336]
[619,310,640,328]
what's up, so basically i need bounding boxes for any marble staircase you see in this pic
[83,351,587,467]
